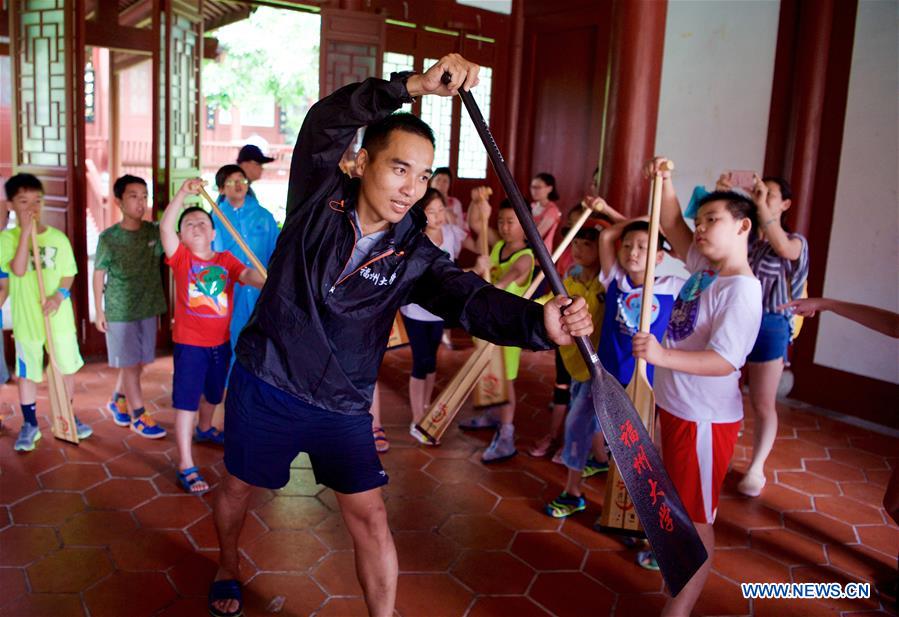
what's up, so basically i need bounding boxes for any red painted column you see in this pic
[598,0,667,217]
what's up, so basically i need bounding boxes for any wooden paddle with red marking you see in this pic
[450,72,706,596]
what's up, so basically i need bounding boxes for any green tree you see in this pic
[203,8,320,135]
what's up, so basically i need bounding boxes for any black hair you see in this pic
[498,198,514,211]
[177,206,215,232]
[215,164,247,190]
[419,187,447,210]
[621,220,670,252]
[432,167,453,184]
[113,174,147,200]
[761,175,793,228]
[761,176,792,201]
[574,227,599,242]
[362,112,436,161]
[696,190,758,243]
[533,172,560,201]
[4,173,43,201]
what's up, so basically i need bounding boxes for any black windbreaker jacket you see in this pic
[235,74,554,415]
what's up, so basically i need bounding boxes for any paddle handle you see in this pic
[525,199,603,298]
[199,187,268,278]
[451,77,599,372]
[29,225,60,368]
[636,161,673,333]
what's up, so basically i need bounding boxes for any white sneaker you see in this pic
[482,425,517,464]
[409,422,436,446]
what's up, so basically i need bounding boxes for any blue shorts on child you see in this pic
[172,342,231,411]
[223,362,389,494]
[561,380,600,471]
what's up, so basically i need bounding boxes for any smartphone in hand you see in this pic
[728,170,756,191]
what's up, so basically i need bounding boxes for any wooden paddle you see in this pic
[452,73,706,596]
[599,161,672,534]
[199,187,268,278]
[30,226,78,443]
[415,199,603,444]
[472,192,509,407]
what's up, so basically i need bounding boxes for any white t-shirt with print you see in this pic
[654,245,762,423]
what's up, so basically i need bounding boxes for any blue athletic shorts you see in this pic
[223,362,389,494]
[748,312,790,363]
[172,342,231,411]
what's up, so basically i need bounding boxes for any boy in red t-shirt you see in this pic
[161,179,264,494]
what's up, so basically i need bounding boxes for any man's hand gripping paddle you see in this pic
[446,72,707,596]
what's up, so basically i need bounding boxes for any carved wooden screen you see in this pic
[153,0,202,208]
[9,0,77,234]
[320,9,385,97]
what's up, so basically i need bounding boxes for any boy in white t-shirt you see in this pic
[633,158,762,617]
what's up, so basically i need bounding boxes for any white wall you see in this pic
[814,0,899,384]
[652,0,780,278]
[654,0,780,207]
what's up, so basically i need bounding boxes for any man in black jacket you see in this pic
[208,54,594,617]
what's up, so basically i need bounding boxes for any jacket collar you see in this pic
[337,179,427,253]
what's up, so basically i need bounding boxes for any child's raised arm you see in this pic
[238,268,266,290]
[648,157,692,261]
[161,179,204,258]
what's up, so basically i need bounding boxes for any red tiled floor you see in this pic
[451,549,535,594]
[1,352,896,616]
[26,547,113,592]
[83,571,178,617]
[469,596,553,617]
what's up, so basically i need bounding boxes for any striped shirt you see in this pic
[748,233,809,315]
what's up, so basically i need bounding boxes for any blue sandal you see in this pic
[208,578,243,617]
[195,426,225,445]
[178,466,209,495]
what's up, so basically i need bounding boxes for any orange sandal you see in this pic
[373,426,390,453]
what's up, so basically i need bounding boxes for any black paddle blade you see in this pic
[589,366,708,596]
[449,73,708,596]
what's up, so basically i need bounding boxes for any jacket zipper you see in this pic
[332,249,396,289]
[329,211,359,294]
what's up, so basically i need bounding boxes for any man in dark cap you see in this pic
[236,144,275,186]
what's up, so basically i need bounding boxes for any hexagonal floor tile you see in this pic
[692,571,750,616]
[395,530,459,572]
[186,511,267,551]
[712,547,792,583]
[383,469,439,498]
[278,469,324,496]
[511,530,586,571]
[83,571,177,617]
[104,451,171,478]
[583,549,664,594]
[776,471,840,496]
[827,448,888,470]
[430,482,497,514]
[0,566,27,606]
[395,573,473,617]
[26,547,112,593]
[83,477,158,510]
[750,528,827,566]
[479,470,546,498]
[450,550,535,594]
[0,592,85,617]
[0,526,60,566]
[254,495,330,530]
[59,510,137,546]
[109,528,193,571]
[312,551,363,596]
[314,512,354,550]
[244,573,327,616]
[856,524,899,557]
[243,530,328,571]
[715,497,782,530]
[315,597,369,617]
[805,459,867,483]
[168,550,219,597]
[439,513,515,549]
[492,498,559,532]
[814,496,885,526]
[134,494,210,529]
[389,494,452,531]
[825,542,897,582]
[38,462,107,491]
[9,491,85,525]
[784,511,857,545]
[423,458,488,484]
[468,596,552,617]
[528,571,614,617]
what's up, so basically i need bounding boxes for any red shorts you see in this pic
[658,407,740,524]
